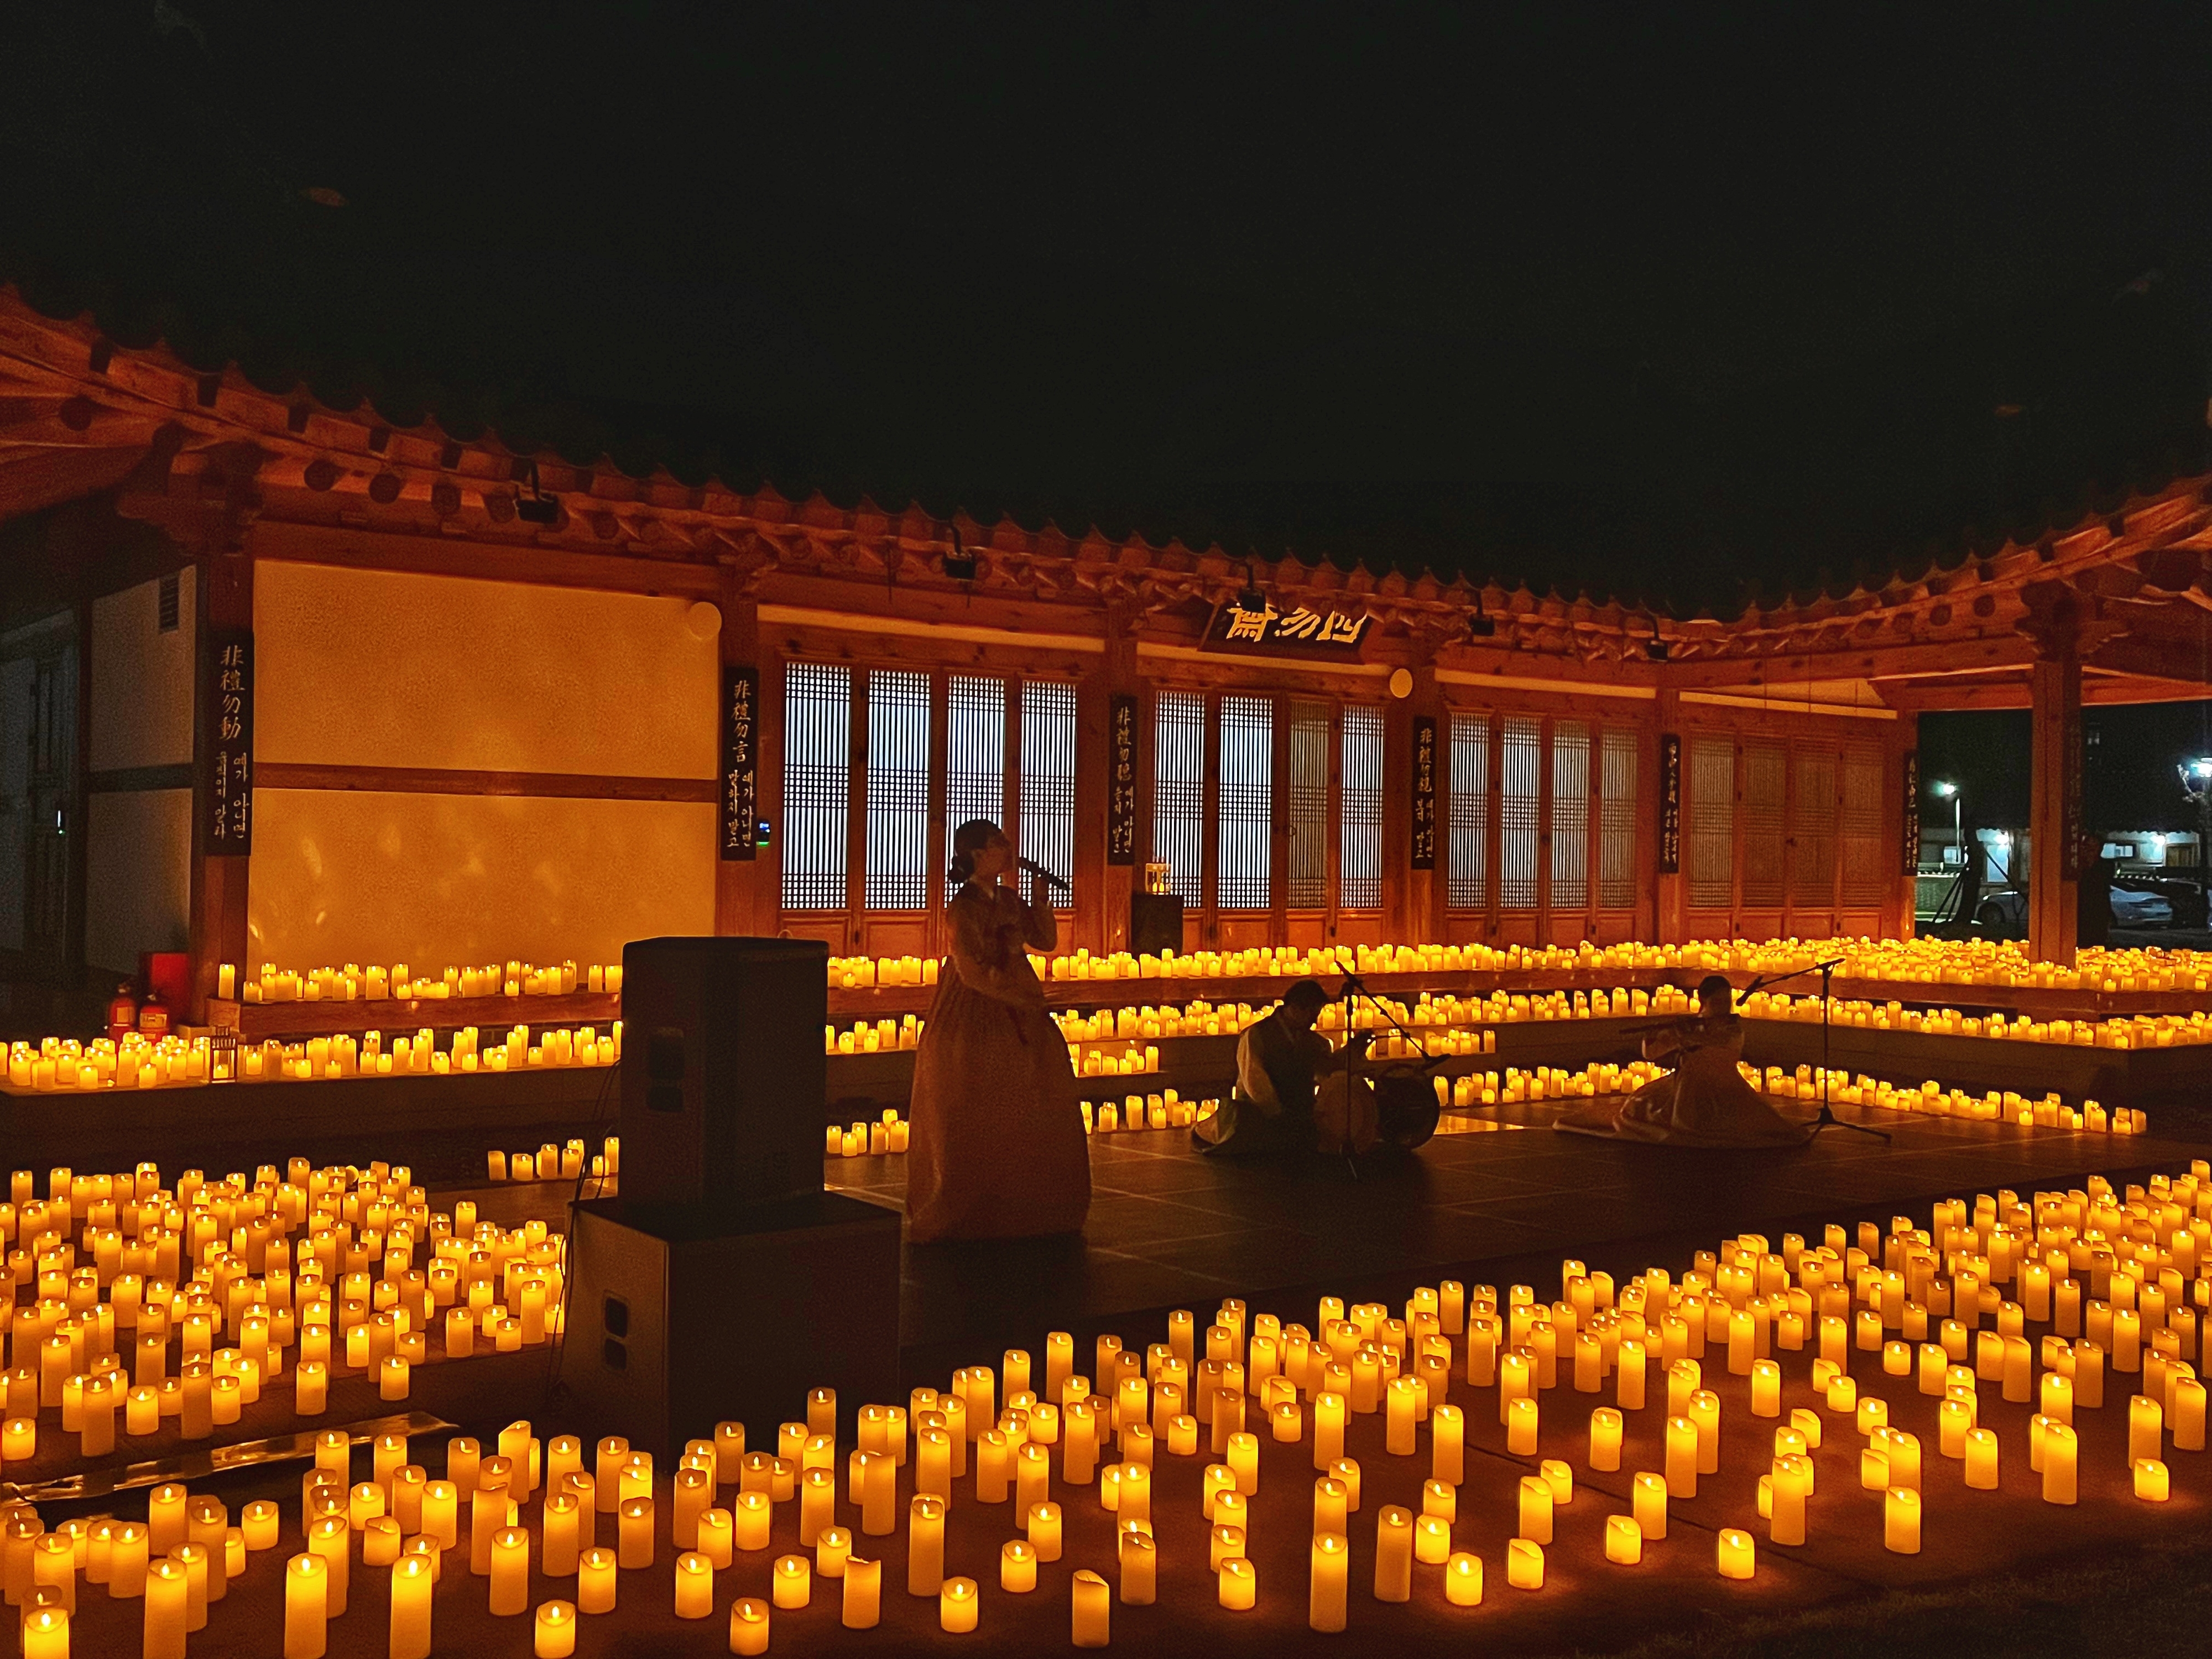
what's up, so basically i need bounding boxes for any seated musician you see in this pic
[1193,979,1362,1157]
[1554,974,1812,1147]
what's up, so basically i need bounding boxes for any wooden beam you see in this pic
[246,518,724,598]
[1657,634,2040,690]
[254,763,717,802]
[2028,650,2081,965]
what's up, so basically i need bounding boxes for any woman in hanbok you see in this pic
[905,820,1091,1241]
[1555,976,1813,1147]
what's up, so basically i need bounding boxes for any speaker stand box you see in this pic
[562,1191,901,1459]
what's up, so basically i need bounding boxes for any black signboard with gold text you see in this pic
[1657,733,1681,874]
[199,628,254,854]
[719,665,760,861]
[1411,716,1437,870]
[1901,750,1921,877]
[1108,694,1139,865]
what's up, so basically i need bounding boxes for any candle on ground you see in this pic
[1632,1472,1669,1540]
[491,1527,530,1615]
[1507,1395,1540,1455]
[618,1498,654,1569]
[1717,1528,1756,1579]
[731,1598,771,1654]
[1666,1416,1699,1498]
[909,1496,946,1595]
[576,1548,617,1614]
[674,1551,714,1619]
[1506,1537,1545,1590]
[284,1553,327,1659]
[144,1558,190,1659]
[1001,1540,1037,1593]
[1310,1532,1348,1632]
[1965,1427,2000,1489]
[1590,1406,1624,1470]
[1029,1501,1064,1562]
[1607,1515,1643,1563]
[1374,1506,1412,1602]
[305,1517,348,1616]
[1885,1486,1921,1553]
[1446,1550,1483,1605]
[1433,1404,1466,1485]
[2042,1422,2078,1504]
[390,1553,434,1659]
[1072,1568,1110,1647]
[2135,1458,2171,1501]
[533,1599,577,1658]
[1218,1556,1257,1610]
[941,1576,979,1633]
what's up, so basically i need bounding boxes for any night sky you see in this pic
[6,3,2212,816]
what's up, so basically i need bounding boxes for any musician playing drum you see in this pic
[1192,978,1358,1157]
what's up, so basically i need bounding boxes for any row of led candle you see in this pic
[1745,990,2212,1049]
[6,1036,211,1093]
[221,959,622,1004]
[484,1141,615,1183]
[3,1024,621,1094]
[0,1159,575,1462]
[3,1161,2209,1650]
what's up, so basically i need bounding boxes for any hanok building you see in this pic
[5,286,2212,1016]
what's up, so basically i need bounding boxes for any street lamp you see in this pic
[1932,780,1962,872]
[2178,759,2212,906]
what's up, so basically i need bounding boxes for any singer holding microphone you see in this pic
[905,819,1092,1242]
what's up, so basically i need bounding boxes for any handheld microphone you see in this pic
[1017,857,1071,893]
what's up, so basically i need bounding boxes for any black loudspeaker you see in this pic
[1130,892,1185,956]
[619,937,828,1214]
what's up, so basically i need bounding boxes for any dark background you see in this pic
[5,2,2212,818]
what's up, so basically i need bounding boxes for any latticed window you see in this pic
[1499,715,1542,909]
[863,669,932,909]
[1448,713,1489,909]
[1790,746,1838,910]
[1285,701,1331,909]
[781,662,852,911]
[1839,745,1887,907]
[1339,706,1384,909]
[1687,734,1735,910]
[1739,740,1788,909]
[1550,719,1590,911]
[1599,727,1638,909]
[1020,681,1078,902]
[945,674,1006,900]
[1217,694,1275,909]
[1152,690,1206,901]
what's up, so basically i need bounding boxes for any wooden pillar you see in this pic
[187,550,252,1019]
[1397,655,1447,946]
[1075,614,1141,955]
[1652,689,1684,947]
[2028,645,2082,964]
[1381,675,1413,942]
[714,573,771,937]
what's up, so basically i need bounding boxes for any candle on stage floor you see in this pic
[1885,1486,1921,1553]
[1607,1515,1643,1563]
[941,1576,979,1633]
[1374,1506,1412,1602]
[731,1598,771,1654]
[2130,1395,2164,1465]
[1064,1402,1099,1484]
[2135,1458,2171,1501]
[1507,1396,1540,1455]
[145,1558,190,1659]
[1432,1403,1465,1485]
[373,1554,430,1657]
[697,1507,732,1569]
[1072,1568,1110,1647]
[19,1605,65,1659]
[1518,1476,1553,1545]
[284,1553,327,1659]
[836,1557,880,1637]
[1314,1391,1347,1469]
[1666,1417,1699,1498]
[594,1438,627,1512]
[1001,1538,1038,1593]
[305,1517,348,1616]
[1618,1338,1648,1410]
[1965,1427,2000,1489]
[2176,1379,2206,1451]
[1444,1550,1483,1605]
[733,1490,771,1552]
[1029,1500,1063,1561]
[1507,1537,1545,1590]
[533,1599,576,1658]
[1632,1471,1669,1539]
[672,1467,711,1548]
[773,1554,811,1608]
[817,1526,853,1580]
[1590,1406,1624,1470]
[542,1493,582,1575]
[1718,1528,1755,1579]
[2042,1422,2078,1504]
[1218,1556,1256,1610]
[909,1496,946,1595]
[1386,1376,1420,1453]
[1118,1526,1157,1604]
[1310,1531,1348,1631]
[489,1527,531,1615]
[577,1548,617,1614]
[109,1522,150,1597]
[618,1498,654,1569]
[675,1551,714,1619]
[149,1484,188,1554]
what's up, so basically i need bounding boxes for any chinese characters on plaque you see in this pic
[1901,750,1921,877]
[1108,693,1138,866]
[1202,600,1373,659]
[719,665,760,862]
[1657,733,1682,874]
[1411,716,1437,870]
[200,628,254,854]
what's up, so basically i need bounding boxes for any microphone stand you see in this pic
[1738,959,1890,1142]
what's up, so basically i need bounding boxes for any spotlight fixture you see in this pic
[513,460,560,525]
[1645,636,1670,662]
[1468,598,1496,639]
[943,527,977,582]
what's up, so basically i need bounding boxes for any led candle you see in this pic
[1518,1475,1554,1545]
[1430,1402,1465,1485]
[1072,1568,1110,1646]
[294,1363,327,1416]
[674,1551,713,1619]
[1314,1391,1347,1469]
[1064,1402,1098,1485]
[671,1466,710,1549]
[1218,1555,1256,1610]
[2135,1457,2170,1501]
[939,1575,978,1634]
[617,1498,654,1569]
[1507,1396,1540,1455]
[20,1606,65,1659]
[2042,1422,2078,1504]
[731,1597,771,1654]
[1506,1537,1544,1590]
[908,1495,946,1595]
[593,1438,627,1513]
[1717,1527,1755,1579]
[141,1556,192,1659]
[1606,1514,1643,1563]
[773,1554,811,1608]
[817,1526,852,1580]
[1885,1486,1921,1553]
[1029,1500,1063,1562]
[2176,1379,2206,1451]
[1965,1427,2000,1489]
[490,1527,529,1615]
[576,1548,616,1614]
[1751,1360,1781,1417]
[363,1518,401,1567]
[1666,1416,1699,1498]
[2130,1395,2164,1465]
[149,1484,187,1555]
[732,1490,771,1553]
[1632,1471,1668,1540]
[1211,1524,1247,1571]
[533,1599,576,1658]
[284,1553,328,1659]
[421,1483,458,1552]
[1590,1406,1624,1471]
[695,1508,732,1570]
[1306,1531,1349,1632]
[306,1516,348,1616]
[110,1522,149,1598]
[390,1552,434,1659]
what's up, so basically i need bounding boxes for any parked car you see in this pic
[1968,884,2171,937]
[2109,885,2173,927]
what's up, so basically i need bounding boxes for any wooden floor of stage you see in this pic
[825,1105,2212,1379]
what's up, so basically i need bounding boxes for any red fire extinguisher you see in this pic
[136,986,170,1039]
[107,982,139,1045]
